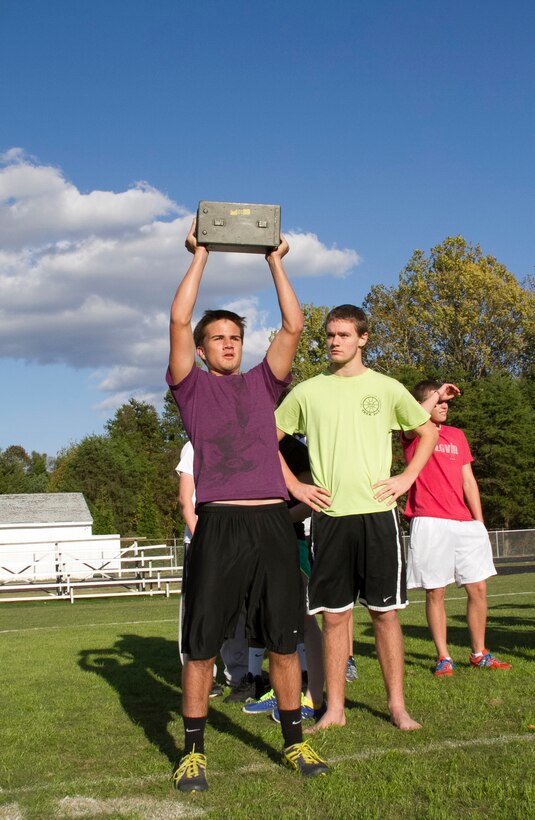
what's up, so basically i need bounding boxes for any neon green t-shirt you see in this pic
[275,369,430,516]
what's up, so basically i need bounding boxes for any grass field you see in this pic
[0,572,533,819]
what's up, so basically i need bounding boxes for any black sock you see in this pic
[278,708,303,748]
[183,715,207,755]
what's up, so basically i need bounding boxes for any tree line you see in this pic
[1,236,534,535]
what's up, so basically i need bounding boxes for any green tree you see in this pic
[291,303,331,384]
[161,389,188,448]
[49,398,184,541]
[91,487,117,535]
[364,236,535,379]
[0,446,49,493]
[135,480,163,541]
[50,434,151,536]
[269,303,331,385]
[106,399,164,457]
[446,374,535,529]
[107,397,184,534]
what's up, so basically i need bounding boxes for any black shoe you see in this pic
[281,741,329,778]
[224,672,255,703]
[173,750,208,792]
[209,680,223,699]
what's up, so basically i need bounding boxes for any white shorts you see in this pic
[407,517,497,589]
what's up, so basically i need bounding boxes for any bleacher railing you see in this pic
[0,537,184,603]
[0,529,533,604]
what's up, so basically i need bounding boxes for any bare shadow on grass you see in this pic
[78,634,281,770]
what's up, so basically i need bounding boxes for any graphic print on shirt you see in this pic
[205,376,257,483]
[361,395,381,416]
[434,441,459,457]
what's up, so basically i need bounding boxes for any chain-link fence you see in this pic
[486,528,535,559]
[402,527,535,560]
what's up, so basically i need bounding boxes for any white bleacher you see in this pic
[0,493,183,603]
[0,538,183,603]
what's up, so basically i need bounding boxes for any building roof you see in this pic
[0,493,93,526]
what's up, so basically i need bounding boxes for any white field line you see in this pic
[0,804,23,820]
[1,733,533,798]
[55,795,205,818]
[330,731,535,764]
[0,797,204,819]
[410,590,534,605]
[1,590,533,636]
[0,618,176,635]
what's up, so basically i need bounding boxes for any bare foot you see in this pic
[304,709,346,734]
[390,708,422,731]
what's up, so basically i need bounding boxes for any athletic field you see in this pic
[1,570,533,819]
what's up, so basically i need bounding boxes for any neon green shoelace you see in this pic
[286,741,321,764]
[174,751,206,781]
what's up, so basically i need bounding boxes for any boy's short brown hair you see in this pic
[324,304,368,336]
[412,379,441,403]
[193,310,247,348]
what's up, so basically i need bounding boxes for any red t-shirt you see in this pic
[402,424,473,521]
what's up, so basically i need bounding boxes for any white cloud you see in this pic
[0,152,180,250]
[285,231,360,277]
[0,150,361,408]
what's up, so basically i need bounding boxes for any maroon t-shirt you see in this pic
[166,358,291,504]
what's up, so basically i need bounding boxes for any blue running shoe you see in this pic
[272,695,326,723]
[242,688,277,715]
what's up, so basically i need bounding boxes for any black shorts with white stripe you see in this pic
[308,509,408,614]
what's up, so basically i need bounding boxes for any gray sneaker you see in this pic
[209,680,224,698]
[346,656,358,682]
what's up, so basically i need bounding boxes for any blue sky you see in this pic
[1,0,534,457]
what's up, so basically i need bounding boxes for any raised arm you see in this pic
[169,220,209,384]
[373,419,438,505]
[422,383,461,411]
[265,235,304,380]
[404,383,461,440]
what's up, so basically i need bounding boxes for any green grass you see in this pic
[0,573,533,819]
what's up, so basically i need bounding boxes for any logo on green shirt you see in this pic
[361,395,381,416]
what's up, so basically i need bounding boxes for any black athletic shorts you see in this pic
[181,502,304,660]
[308,509,408,614]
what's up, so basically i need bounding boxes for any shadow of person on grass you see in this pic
[78,634,281,770]
[79,635,182,765]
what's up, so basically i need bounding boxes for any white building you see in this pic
[0,493,121,581]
